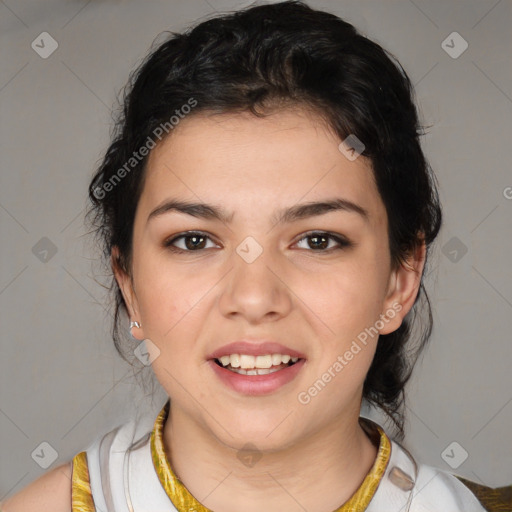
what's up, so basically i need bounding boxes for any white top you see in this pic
[84,415,486,512]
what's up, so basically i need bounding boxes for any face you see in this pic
[114,108,423,451]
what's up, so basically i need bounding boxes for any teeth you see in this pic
[230,367,283,375]
[240,354,255,369]
[217,353,300,369]
[219,355,231,367]
[255,355,272,368]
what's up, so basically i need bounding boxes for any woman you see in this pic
[2,1,490,510]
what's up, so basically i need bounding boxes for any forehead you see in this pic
[138,108,385,227]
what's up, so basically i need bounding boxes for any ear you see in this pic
[111,246,145,341]
[379,238,427,335]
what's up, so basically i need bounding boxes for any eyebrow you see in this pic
[147,197,369,226]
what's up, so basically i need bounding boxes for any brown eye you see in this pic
[295,232,352,252]
[164,232,217,252]
[307,234,330,250]
[184,234,207,250]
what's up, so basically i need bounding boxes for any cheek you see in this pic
[138,280,196,341]
[134,256,215,349]
[135,268,208,394]
[312,258,388,334]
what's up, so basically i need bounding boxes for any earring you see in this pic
[129,320,141,340]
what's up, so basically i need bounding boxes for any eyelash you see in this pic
[163,231,353,254]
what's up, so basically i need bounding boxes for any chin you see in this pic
[210,414,298,450]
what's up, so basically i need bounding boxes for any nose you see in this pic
[217,241,293,324]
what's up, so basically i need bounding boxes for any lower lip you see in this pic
[208,359,306,396]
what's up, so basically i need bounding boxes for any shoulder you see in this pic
[0,462,72,512]
[411,462,487,511]
[0,414,150,512]
[366,429,488,512]
[0,419,147,512]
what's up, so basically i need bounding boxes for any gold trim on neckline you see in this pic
[151,401,391,512]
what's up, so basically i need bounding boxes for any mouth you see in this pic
[212,353,304,375]
[206,341,307,395]
[208,353,307,395]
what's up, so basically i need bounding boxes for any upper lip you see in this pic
[207,340,307,360]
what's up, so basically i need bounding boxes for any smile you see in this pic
[209,354,306,395]
[215,353,300,375]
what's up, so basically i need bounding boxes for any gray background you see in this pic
[1,0,511,499]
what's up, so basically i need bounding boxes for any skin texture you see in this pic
[1,463,72,512]
[113,108,426,512]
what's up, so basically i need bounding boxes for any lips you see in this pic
[206,340,307,395]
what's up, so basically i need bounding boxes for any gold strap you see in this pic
[338,422,391,511]
[71,451,96,512]
[151,401,211,512]
[151,401,391,512]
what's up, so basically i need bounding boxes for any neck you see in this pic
[162,404,379,512]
